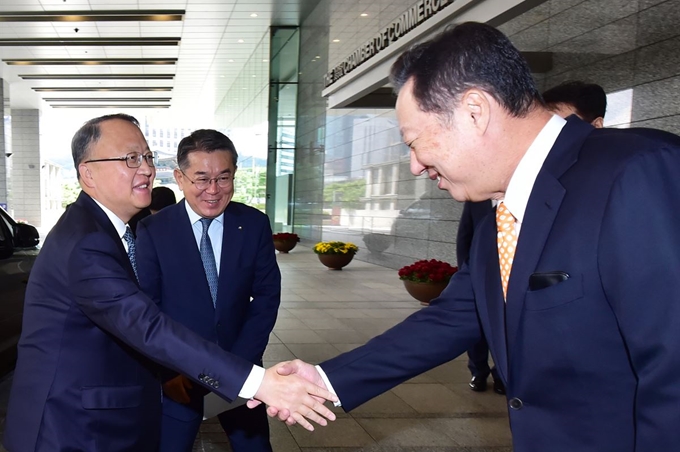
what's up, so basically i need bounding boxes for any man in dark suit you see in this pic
[267,22,680,451]
[461,81,609,395]
[136,130,279,452]
[2,114,336,452]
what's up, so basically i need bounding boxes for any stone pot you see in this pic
[317,252,355,270]
[402,280,448,306]
[273,239,298,253]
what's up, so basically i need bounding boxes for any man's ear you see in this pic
[461,89,491,134]
[591,117,604,129]
[173,168,184,191]
[78,163,95,188]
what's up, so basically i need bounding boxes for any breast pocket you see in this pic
[524,273,584,311]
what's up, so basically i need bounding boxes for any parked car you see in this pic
[0,207,40,377]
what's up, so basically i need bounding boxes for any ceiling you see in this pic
[0,0,320,121]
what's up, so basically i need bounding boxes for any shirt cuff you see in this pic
[316,365,342,407]
[238,365,265,399]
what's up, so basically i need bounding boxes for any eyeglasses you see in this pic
[181,171,233,190]
[85,152,156,168]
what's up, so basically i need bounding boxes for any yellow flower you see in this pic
[313,241,359,255]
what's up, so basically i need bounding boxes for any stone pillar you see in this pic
[11,109,41,226]
[0,79,9,211]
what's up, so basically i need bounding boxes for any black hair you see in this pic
[390,22,541,119]
[176,129,238,170]
[542,80,607,123]
[149,186,176,212]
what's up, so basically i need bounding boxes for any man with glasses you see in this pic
[3,115,335,452]
[136,129,280,452]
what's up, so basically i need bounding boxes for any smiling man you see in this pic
[268,22,680,452]
[3,116,334,452]
[136,129,280,452]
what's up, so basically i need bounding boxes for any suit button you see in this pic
[509,398,523,410]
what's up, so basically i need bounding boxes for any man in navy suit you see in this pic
[462,81,608,395]
[3,114,336,452]
[136,130,279,452]
[268,22,680,451]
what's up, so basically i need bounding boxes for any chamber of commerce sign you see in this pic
[323,0,458,88]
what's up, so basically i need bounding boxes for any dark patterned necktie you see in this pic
[199,218,218,307]
[123,226,138,281]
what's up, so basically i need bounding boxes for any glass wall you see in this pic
[266,27,300,232]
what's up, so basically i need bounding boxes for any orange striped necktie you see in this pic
[496,202,517,300]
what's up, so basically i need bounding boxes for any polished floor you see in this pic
[0,246,512,452]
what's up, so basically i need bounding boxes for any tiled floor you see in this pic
[0,246,512,452]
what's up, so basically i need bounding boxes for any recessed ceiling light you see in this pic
[228,59,234,62]
[360,13,368,17]
[6,57,177,65]
[332,39,340,43]
[237,39,244,43]
[0,10,185,22]
[262,59,268,62]
[219,75,224,78]
[251,75,256,77]
[315,55,320,59]
[250,13,258,17]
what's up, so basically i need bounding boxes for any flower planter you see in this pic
[317,253,355,270]
[273,239,297,253]
[402,280,448,306]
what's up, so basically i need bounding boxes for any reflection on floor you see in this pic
[0,246,512,452]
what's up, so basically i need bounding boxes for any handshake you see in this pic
[165,359,333,432]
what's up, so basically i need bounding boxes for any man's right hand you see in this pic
[163,374,192,404]
[265,359,329,425]
[252,364,337,431]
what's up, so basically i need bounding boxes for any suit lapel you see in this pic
[504,118,592,347]
[77,192,137,283]
[473,212,509,381]
[216,203,244,315]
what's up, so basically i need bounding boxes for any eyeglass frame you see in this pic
[180,170,234,190]
[84,151,157,168]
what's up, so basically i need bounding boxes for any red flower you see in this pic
[273,232,300,242]
[398,259,458,283]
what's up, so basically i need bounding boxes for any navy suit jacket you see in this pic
[135,200,281,421]
[3,192,253,452]
[321,118,680,451]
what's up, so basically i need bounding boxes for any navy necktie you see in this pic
[123,226,138,281]
[199,218,218,307]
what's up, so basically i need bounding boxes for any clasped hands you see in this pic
[163,360,332,431]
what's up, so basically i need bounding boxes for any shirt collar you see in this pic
[184,200,224,226]
[92,198,128,239]
[502,114,567,224]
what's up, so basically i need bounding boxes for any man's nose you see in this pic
[205,180,220,194]
[410,150,426,176]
